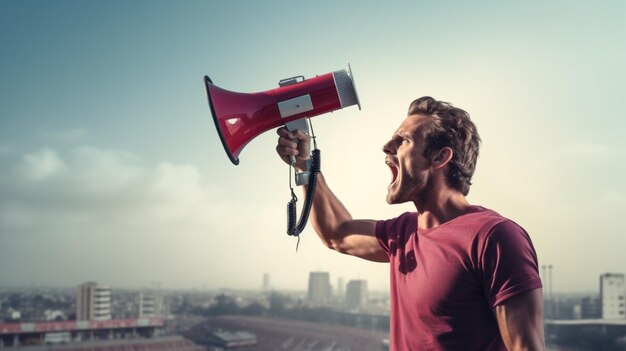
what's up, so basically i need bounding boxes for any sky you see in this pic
[0,1,625,293]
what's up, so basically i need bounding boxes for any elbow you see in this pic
[316,222,354,254]
[326,237,350,254]
[326,239,344,252]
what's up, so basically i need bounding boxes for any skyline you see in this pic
[0,268,621,295]
[1,1,625,292]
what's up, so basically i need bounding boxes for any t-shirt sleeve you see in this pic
[375,213,411,254]
[375,218,393,254]
[376,212,417,254]
[480,220,543,307]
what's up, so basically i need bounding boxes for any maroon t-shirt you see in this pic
[376,206,542,351]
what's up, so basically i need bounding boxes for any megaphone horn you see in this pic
[204,64,360,165]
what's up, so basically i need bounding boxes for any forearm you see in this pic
[304,172,353,250]
[277,127,381,258]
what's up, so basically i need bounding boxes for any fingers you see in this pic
[277,127,291,137]
[276,128,298,158]
[275,145,299,157]
[276,127,310,143]
[276,136,299,158]
[277,135,298,149]
[276,126,311,168]
[290,129,309,142]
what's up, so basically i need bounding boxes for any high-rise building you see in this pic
[600,273,626,319]
[308,272,331,304]
[346,280,368,309]
[76,282,111,321]
[139,290,163,318]
[262,273,271,291]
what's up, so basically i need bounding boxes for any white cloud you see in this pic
[15,147,66,182]
[0,144,391,291]
[2,146,226,231]
[0,147,290,287]
[69,146,146,195]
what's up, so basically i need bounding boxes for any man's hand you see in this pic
[276,127,311,172]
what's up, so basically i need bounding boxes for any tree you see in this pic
[242,302,266,316]
[269,293,287,316]
[207,294,240,316]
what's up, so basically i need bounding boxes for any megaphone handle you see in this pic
[284,118,310,134]
[284,118,311,182]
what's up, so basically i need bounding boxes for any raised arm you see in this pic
[276,127,388,262]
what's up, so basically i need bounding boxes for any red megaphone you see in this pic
[204,64,360,165]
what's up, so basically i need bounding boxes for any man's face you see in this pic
[383,114,433,204]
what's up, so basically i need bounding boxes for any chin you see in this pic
[386,192,405,205]
[385,190,395,204]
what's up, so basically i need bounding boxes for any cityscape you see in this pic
[1,1,625,351]
[1,270,626,350]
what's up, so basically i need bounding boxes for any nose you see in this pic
[382,139,395,155]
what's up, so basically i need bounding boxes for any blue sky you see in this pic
[1,1,625,292]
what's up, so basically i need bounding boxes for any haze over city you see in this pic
[1,1,625,293]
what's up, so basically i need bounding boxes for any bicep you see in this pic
[493,288,545,351]
[335,219,389,262]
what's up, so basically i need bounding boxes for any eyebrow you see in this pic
[394,131,411,139]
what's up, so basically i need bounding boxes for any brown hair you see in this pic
[408,96,481,195]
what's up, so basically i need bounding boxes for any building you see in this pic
[76,282,112,321]
[139,290,163,318]
[545,319,626,349]
[0,318,164,347]
[346,280,368,309]
[44,309,67,321]
[600,273,626,319]
[580,296,601,319]
[308,272,331,304]
[206,331,257,348]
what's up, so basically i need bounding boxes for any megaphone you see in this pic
[204,64,360,165]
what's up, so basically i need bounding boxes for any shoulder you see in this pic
[375,212,416,242]
[468,207,529,240]
[470,208,539,269]
[461,207,536,258]
[376,212,416,232]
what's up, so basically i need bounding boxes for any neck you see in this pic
[413,186,472,231]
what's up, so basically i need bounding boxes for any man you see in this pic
[276,96,544,350]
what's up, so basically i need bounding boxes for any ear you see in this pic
[430,147,453,170]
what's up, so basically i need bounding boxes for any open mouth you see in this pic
[386,159,398,188]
